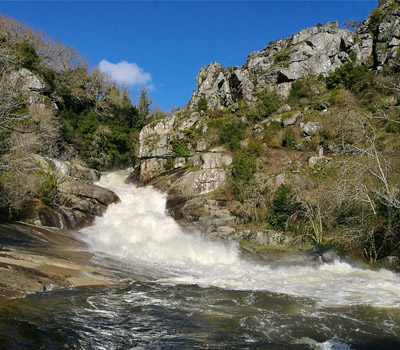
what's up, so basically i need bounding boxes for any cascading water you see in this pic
[2,170,400,349]
[81,170,400,309]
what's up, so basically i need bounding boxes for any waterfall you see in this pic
[81,170,400,308]
[49,158,70,175]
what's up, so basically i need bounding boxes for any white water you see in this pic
[81,170,400,308]
[50,158,70,175]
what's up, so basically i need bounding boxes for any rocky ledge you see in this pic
[0,222,143,300]
[25,156,120,230]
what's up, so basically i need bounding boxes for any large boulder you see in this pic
[55,180,119,229]
[179,169,228,197]
[11,68,47,93]
[302,122,321,136]
[28,155,119,229]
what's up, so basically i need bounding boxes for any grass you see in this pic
[239,239,297,254]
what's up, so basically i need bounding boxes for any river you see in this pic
[1,170,400,349]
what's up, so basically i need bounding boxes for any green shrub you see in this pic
[219,119,247,150]
[246,139,265,157]
[369,8,385,27]
[282,128,296,149]
[275,52,290,64]
[265,120,283,132]
[165,158,174,170]
[37,170,57,206]
[288,80,310,103]
[232,152,257,185]
[0,129,11,156]
[197,97,208,112]
[17,43,40,70]
[326,59,369,92]
[386,120,400,133]
[257,90,280,118]
[78,111,100,138]
[171,139,190,156]
[268,185,296,231]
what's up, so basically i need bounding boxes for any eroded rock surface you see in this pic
[0,223,139,300]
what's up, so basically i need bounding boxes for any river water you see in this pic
[1,170,400,349]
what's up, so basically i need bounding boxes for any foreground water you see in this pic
[1,170,400,349]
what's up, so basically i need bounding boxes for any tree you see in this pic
[331,107,400,261]
[343,19,361,31]
[138,88,151,117]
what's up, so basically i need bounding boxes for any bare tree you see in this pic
[331,103,400,261]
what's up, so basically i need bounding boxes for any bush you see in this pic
[275,52,290,64]
[219,119,247,150]
[17,43,40,70]
[232,152,257,184]
[326,56,369,92]
[287,80,310,103]
[369,8,385,28]
[257,90,280,118]
[165,158,174,170]
[197,97,208,112]
[171,139,190,156]
[268,185,296,231]
[246,139,265,157]
[37,169,57,206]
[282,128,296,149]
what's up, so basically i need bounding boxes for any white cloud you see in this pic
[99,59,151,87]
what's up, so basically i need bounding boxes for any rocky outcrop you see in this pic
[11,68,48,93]
[134,111,235,235]
[189,21,368,109]
[188,1,399,110]
[26,157,119,230]
[189,62,256,110]
[357,0,400,70]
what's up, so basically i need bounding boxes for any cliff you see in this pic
[133,0,400,264]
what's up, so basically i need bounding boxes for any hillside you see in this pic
[0,0,399,267]
[131,0,400,266]
[0,15,146,227]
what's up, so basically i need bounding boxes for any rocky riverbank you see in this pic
[0,222,142,300]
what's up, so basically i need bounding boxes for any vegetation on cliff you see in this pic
[0,16,145,221]
[135,1,400,265]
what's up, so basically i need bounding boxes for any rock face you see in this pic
[179,169,227,197]
[11,68,48,93]
[137,108,231,196]
[189,62,256,110]
[188,1,400,109]
[357,0,400,70]
[134,0,400,245]
[27,157,119,230]
[189,21,365,109]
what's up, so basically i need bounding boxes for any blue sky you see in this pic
[0,1,378,110]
